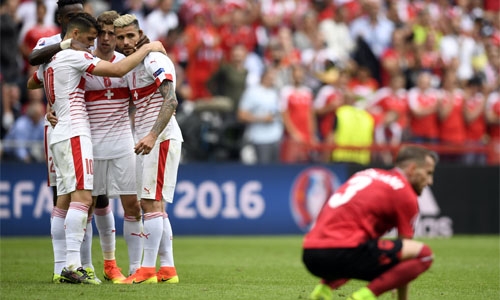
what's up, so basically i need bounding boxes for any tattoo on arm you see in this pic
[151,80,178,137]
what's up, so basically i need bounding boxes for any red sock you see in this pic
[368,245,433,296]
[321,278,349,289]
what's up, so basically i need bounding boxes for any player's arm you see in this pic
[134,80,178,155]
[28,39,90,66]
[27,72,43,89]
[91,41,166,77]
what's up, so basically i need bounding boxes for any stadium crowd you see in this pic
[1,0,499,165]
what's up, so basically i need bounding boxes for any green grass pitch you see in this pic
[1,235,498,299]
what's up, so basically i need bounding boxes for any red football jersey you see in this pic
[303,168,419,249]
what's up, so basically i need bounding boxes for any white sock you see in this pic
[80,216,93,270]
[51,207,67,275]
[123,215,143,275]
[65,202,89,270]
[141,212,163,268]
[159,212,175,267]
[94,206,116,260]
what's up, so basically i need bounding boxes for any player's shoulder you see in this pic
[112,51,126,62]
[145,51,172,64]
[35,34,61,48]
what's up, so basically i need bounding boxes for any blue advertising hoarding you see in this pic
[0,162,348,236]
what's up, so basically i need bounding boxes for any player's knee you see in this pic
[416,244,433,270]
[95,195,109,208]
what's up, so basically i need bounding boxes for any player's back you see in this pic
[303,168,418,249]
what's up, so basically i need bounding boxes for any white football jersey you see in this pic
[33,33,61,50]
[125,52,183,142]
[36,49,101,145]
[84,52,135,159]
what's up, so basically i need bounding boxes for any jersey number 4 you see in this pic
[328,175,372,208]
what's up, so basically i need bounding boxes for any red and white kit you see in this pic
[125,52,183,202]
[84,52,136,196]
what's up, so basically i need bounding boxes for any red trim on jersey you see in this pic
[44,125,50,186]
[84,87,131,102]
[33,72,42,85]
[77,77,86,90]
[70,136,85,190]
[155,140,170,201]
[154,74,173,87]
[86,64,96,73]
[131,82,159,101]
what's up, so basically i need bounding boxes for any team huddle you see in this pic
[27,0,182,285]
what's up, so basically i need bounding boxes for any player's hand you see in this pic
[148,41,167,55]
[135,34,150,50]
[46,109,58,127]
[70,39,92,53]
[134,133,157,155]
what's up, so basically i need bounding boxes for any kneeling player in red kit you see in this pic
[303,145,437,300]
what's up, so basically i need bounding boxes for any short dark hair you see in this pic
[394,145,439,167]
[57,0,84,10]
[66,12,100,33]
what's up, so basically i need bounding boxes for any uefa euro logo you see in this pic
[289,166,340,232]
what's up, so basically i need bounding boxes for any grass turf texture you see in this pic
[0,235,498,299]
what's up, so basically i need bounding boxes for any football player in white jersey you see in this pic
[83,10,143,282]
[113,14,183,284]
[28,12,166,284]
[28,0,91,284]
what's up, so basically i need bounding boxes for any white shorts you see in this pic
[93,152,137,197]
[44,125,56,187]
[136,139,182,202]
[51,135,94,195]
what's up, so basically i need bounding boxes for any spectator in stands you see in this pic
[300,33,337,94]
[331,82,375,165]
[16,0,57,44]
[19,0,59,106]
[347,65,379,108]
[485,83,500,164]
[264,40,293,90]
[318,4,354,62]
[350,0,395,59]
[463,76,487,165]
[144,0,178,45]
[121,0,151,30]
[407,71,440,144]
[218,3,257,61]
[2,101,45,163]
[184,7,222,100]
[367,73,408,164]
[380,28,417,88]
[438,71,466,163]
[1,0,22,137]
[207,43,248,114]
[280,64,317,163]
[314,69,347,143]
[293,9,319,51]
[416,29,444,81]
[237,67,283,164]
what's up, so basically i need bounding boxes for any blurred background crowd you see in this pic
[1,0,499,165]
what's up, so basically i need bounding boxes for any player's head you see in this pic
[395,145,438,195]
[113,14,143,56]
[65,12,100,49]
[96,10,120,54]
[56,0,84,33]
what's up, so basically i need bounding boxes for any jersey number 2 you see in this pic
[328,175,372,208]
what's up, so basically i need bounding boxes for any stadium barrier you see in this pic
[0,161,498,236]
